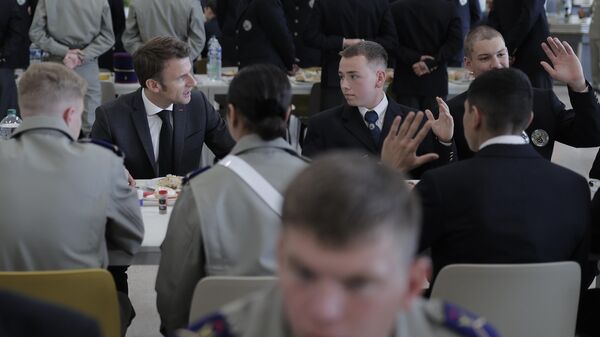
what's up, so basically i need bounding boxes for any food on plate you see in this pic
[156,174,182,190]
[152,187,177,199]
[295,68,321,83]
[447,69,472,82]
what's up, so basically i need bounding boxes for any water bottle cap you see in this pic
[7,109,16,116]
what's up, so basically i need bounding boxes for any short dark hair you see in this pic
[228,64,292,140]
[464,25,504,58]
[282,152,421,259]
[133,36,191,88]
[339,41,388,69]
[467,68,533,133]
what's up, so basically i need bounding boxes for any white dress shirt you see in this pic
[358,95,388,130]
[479,135,528,150]
[142,89,173,162]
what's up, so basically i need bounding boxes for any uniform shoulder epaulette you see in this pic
[79,138,123,157]
[175,312,232,337]
[441,302,499,337]
[182,166,212,186]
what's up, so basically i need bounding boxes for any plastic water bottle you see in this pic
[0,109,22,140]
[564,0,572,19]
[207,36,222,81]
[29,43,42,65]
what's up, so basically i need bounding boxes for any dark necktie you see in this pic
[157,110,173,177]
[364,110,381,144]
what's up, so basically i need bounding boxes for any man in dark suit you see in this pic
[98,0,126,71]
[390,0,463,111]
[282,0,320,68]
[304,0,398,110]
[447,25,600,161]
[0,0,30,118]
[302,41,456,178]
[488,0,551,88]
[448,0,481,67]
[216,0,240,66]
[233,0,296,72]
[417,68,593,289]
[0,290,102,337]
[92,37,235,179]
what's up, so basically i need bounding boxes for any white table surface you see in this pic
[141,205,172,248]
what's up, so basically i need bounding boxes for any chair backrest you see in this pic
[430,262,581,337]
[100,80,117,104]
[0,269,120,337]
[189,276,277,322]
[307,82,321,116]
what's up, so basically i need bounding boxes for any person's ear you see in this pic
[471,105,484,130]
[227,104,238,128]
[145,78,161,93]
[62,106,76,125]
[375,69,387,88]
[525,111,534,129]
[400,257,431,310]
[464,56,473,72]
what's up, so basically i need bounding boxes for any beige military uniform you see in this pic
[178,286,499,337]
[156,134,309,334]
[0,116,144,270]
[122,0,206,60]
[29,0,115,133]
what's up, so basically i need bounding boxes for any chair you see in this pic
[100,80,117,104]
[188,276,277,322]
[307,82,321,116]
[430,262,581,337]
[0,269,121,337]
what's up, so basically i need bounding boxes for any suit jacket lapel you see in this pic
[341,105,378,153]
[131,89,157,175]
[380,99,405,150]
[172,104,186,175]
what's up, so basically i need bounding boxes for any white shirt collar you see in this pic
[358,95,388,129]
[479,135,528,150]
[142,88,173,116]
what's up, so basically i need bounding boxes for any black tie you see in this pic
[157,110,173,177]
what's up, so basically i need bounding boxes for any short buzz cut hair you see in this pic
[133,36,191,88]
[282,152,421,261]
[339,40,388,69]
[464,25,504,58]
[467,68,533,134]
[18,62,87,117]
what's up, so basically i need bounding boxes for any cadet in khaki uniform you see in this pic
[0,63,144,334]
[122,0,206,61]
[176,153,498,337]
[156,64,308,335]
[29,0,115,135]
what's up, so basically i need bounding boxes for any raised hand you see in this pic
[540,37,587,92]
[425,97,454,143]
[381,111,439,171]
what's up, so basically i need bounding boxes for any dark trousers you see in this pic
[108,265,135,337]
[0,68,19,118]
